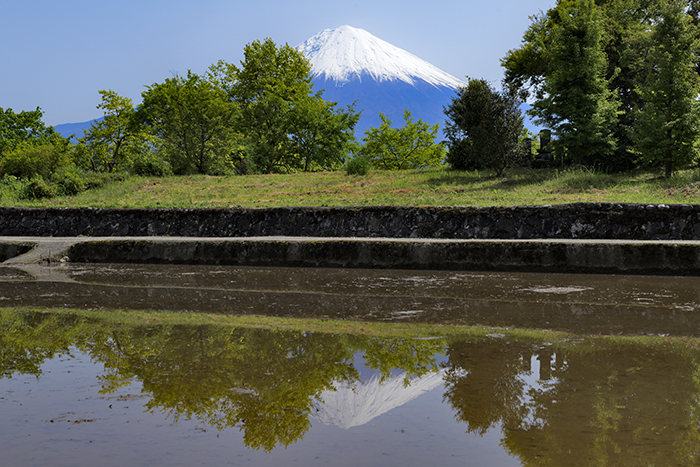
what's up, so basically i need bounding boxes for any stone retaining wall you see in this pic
[1,203,699,239]
[66,238,700,275]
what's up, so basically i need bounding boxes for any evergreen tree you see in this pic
[634,0,700,177]
[444,78,525,175]
[532,0,619,167]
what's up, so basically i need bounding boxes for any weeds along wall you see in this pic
[1,204,700,240]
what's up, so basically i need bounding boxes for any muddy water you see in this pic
[2,310,700,466]
[1,263,700,335]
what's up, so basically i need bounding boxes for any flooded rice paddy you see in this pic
[2,264,700,465]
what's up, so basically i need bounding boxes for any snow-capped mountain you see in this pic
[298,25,465,88]
[297,26,466,137]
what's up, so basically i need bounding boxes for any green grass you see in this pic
[2,166,700,208]
[10,307,700,352]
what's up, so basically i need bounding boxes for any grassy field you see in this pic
[2,166,700,208]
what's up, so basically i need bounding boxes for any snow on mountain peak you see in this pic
[297,25,466,89]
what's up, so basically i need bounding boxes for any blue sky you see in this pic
[1,0,554,126]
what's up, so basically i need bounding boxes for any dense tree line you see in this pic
[497,0,700,176]
[443,0,700,177]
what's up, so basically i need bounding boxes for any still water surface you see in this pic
[1,263,700,335]
[2,265,700,465]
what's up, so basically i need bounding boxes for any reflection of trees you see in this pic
[348,335,442,385]
[8,309,700,464]
[442,339,700,466]
[507,345,700,467]
[442,339,533,435]
[0,310,94,377]
[0,310,445,452]
[83,325,362,451]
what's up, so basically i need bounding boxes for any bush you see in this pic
[131,153,172,177]
[344,156,371,175]
[20,176,56,200]
[0,174,24,193]
[0,142,72,179]
[52,168,87,196]
[360,110,445,170]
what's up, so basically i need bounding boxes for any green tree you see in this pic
[502,0,648,171]
[212,39,359,173]
[359,110,445,170]
[288,96,360,172]
[140,71,238,175]
[444,78,525,175]
[75,90,152,173]
[532,0,619,167]
[599,0,652,171]
[633,0,700,177]
[223,39,315,173]
[0,106,64,155]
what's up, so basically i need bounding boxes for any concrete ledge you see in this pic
[3,237,699,275]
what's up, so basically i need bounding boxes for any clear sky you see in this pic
[1,0,555,126]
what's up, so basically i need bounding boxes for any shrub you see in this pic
[344,156,371,176]
[20,176,57,200]
[131,153,172,177]
[0,174,24,193]
[0,142,72,179]
[359,110,445,170]
[52,168,87,196]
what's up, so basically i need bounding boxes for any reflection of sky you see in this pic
[518,353,561,430]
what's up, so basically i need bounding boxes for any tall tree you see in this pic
[634,0,700,177]
[532,0,619,166]
[211,39,359,173]
[599,0,653,171]
[444,78,525,176]
[502,0,651,171]
[227,39,316,173]
[75,90,150,173]
[140,71,238,175]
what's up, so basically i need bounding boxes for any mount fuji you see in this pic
[297,26,466,137]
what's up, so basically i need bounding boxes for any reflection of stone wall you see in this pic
[1,204,700,239]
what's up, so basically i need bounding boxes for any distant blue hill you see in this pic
[55,118,102,142]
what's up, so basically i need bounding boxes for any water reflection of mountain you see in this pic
[4,309,700,465]
[312,368,446,429]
